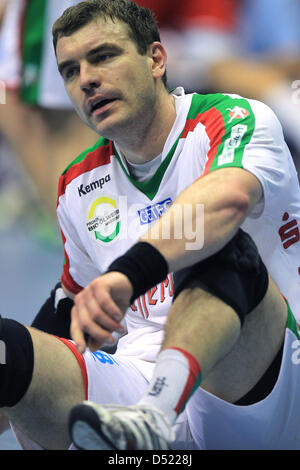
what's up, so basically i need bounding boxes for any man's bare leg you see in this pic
[1,328,85,450]
[134,275,287,433]
[160,276,287,403]
[68,276,288,451]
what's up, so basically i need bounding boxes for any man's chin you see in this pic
[91,116,129,140]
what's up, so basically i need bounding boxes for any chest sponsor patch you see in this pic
[86,196,120,243]
[138,198,173,225]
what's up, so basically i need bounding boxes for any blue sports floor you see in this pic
[0,219,64,450]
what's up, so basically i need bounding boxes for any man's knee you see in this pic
[172,283,214,311]
[0,317,34,407]
[173,229,269,326]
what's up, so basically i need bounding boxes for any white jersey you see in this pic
[57,87,300,380]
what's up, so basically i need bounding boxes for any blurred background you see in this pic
[0,0,300,450]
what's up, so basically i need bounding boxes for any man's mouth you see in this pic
[89,98,117,115]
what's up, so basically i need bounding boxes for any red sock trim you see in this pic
[167,347,202,415]
[55,337,88,400]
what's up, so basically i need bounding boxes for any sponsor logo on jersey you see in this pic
[131,274,174,319]
[278,212,300,250]
[78,174,111,197]
[138,198,172,225]
[218,124,248,166]
[91,351,119,365]
[86,196,120,243]
[227,106,249,123]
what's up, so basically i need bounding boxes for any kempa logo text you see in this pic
[0,340,6,365]
[78,174,111,197]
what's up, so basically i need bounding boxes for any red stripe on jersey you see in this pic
[169,347,202,415]
[182,107,225,179]
[60,230,83,295]
[57,141,112,205]
[56,337,88,400]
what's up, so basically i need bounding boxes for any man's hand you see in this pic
[70,272,132,353]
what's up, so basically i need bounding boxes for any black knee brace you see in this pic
[173,229,269,325]
[0,317,34,407]
[31,282,73,338]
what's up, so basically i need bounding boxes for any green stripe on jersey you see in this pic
[62,137,109,175]
[188,93,255,171]
[286,301,300,340]
[20,0,47,104]
[113,136,181,201]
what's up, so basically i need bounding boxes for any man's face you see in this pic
[56,17,159,139]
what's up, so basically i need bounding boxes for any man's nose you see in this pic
[80,62,101,93]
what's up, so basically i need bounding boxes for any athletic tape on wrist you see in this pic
[107,242,169,303]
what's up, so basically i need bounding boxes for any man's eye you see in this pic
[92,53,113,63]
[64,66,79,81]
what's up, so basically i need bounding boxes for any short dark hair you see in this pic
[52,0,167,86]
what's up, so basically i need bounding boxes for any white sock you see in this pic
[138,348,202,435]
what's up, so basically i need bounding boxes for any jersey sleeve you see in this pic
[198,94,293,218]
[57,184,101,295]
[237,99,293,217]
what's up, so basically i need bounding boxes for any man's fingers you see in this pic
[70,307,87,354]
[74,290,125,334]
[71,302,120,351]
[91,285,125,322]
[70,273,130,351]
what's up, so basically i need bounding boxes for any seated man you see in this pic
[1,0,300,451]
[51,0,300,451]
[69,237,297,450]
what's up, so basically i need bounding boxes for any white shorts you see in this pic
[12,337,197,450]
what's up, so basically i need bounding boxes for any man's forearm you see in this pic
[141,168,262,273]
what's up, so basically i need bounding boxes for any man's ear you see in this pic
[149,41,167,81]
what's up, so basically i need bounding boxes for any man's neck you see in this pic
[116,91,176,165]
